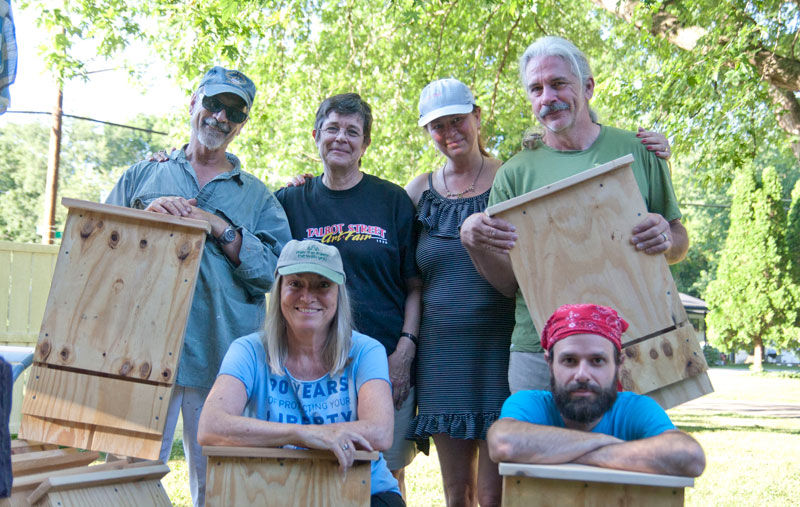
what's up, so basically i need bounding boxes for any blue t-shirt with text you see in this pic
[500,390,675,440]
[218,331,400,496]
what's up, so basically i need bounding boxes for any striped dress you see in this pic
[406,173,515,445]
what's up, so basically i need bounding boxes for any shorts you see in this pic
[508,351,550,394]
[383,386,417,470]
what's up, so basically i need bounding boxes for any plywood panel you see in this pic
[19,414,164,460]
[22,365,170,435]
[34,199,209,383]
[486,156,685,340]
[29,252,56,337]
[12,448,99,476]
[205,450,373,507]
[27,464,171,506]
[646,372,715,410]
[502,475,685,507]
[620,325,708,393]
[498,463,694,488]
[485,156,711,407]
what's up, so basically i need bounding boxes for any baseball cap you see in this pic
[198,66,256,110]
[418,78,476,126]
[276,240,346,285]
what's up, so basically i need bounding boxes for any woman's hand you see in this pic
[299,424,373,470]
[636,128,671,160]
[388,339,415,409]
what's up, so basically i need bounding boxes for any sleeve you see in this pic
[104,166,138,207]
[645,158,682,222]
[624,394,676,440]
[230,191,292,296]
[499,391,559,426]
[353,335,391,391]
[396,190,419,281]
[217,335,260,399]
[488,163,516,207]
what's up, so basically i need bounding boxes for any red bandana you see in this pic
[541,304,629,351]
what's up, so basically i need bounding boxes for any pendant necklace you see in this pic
[442,156,485,199]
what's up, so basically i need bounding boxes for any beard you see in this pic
[551,372,618,425]
[196,117,231,150]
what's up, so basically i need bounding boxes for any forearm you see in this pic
[665,219,689,264]
[206,214,242,266]
[401,278,422,338]
[573,430,706,477]
[465,247,518,297]
[487,419,621,464]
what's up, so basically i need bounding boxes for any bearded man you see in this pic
[487,304,706,477]
[106,66,291,506]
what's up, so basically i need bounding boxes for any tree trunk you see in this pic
[752,336,764,372]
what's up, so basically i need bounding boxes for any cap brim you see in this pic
[277,264,345,285]
[204,83,252,109]
[418,104,474,127]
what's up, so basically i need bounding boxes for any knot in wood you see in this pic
[649,348,659,360]
[80,220,95,239]
[139,362,152,379]
[59,346,71,362]
[161,368,172,381]
[39,341,51,360]
[139,238,148,249]
[119,360,133,376]
[661,341,674,357]
[108,230,120,249]
[177,241,192,261]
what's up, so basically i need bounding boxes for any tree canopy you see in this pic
[25,0,799,188]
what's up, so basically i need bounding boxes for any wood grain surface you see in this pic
[206,454,373,507]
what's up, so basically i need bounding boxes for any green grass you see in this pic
[162,367,800,506]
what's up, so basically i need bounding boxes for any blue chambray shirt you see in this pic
[105,147,292,389]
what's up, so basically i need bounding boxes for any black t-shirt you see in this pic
[276,174,418,355]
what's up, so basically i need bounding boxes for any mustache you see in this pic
[566,380,602,394]
[539,101,570,118]
[203,117,231,133]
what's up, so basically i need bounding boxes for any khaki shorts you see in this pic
[508,351,550,394]
[383,386,417,470]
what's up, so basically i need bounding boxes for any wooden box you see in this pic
[485,155,712,408]
[204,446,378,507]
[2,440,171,507]
[18,198,210,459]
[499,462,693,507]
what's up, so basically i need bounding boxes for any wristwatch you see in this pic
[216,225,237,245]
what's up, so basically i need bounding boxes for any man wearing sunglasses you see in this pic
[105,66,291,507]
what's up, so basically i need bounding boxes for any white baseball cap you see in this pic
[417,78,476,127]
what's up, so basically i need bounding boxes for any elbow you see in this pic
[372,423,394,451]
[683,446,706,477]
[197,411,226,447]
[487,427,514,463]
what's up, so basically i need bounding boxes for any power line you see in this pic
[4,110,169,136]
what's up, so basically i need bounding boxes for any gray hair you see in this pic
[262,274,354,376]
[518,36,597,124]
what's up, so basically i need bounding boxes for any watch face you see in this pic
[219,227,236,245]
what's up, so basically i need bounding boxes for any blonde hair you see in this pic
[262,274,354,376]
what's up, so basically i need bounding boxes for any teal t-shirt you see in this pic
[500,390,676,440]
[488,125,682,353]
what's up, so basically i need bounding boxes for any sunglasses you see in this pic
[201,95,248,124]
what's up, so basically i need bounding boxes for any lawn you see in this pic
[163,366,800,506]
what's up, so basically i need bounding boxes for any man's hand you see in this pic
[388,337,415,410]
[631,213,688,264]
[636,128,671,160]
[285,173,316,187]
[460,212,517,254]
[146,148,178,163]
[145,196,213,222]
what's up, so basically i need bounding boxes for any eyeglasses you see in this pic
[201,95,248,124]
[321,126,363,139]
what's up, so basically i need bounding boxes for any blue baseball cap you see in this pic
[198,66,256,110]
[418,78,476,126]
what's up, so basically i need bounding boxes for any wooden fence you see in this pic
[1,241,59,433]
[0,241,59,347]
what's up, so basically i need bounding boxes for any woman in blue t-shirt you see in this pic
[198,240,404,507]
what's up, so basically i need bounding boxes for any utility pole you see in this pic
[41,82,62,245]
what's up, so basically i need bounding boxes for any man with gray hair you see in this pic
[106,66,292,506]
[461,36,688,395]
